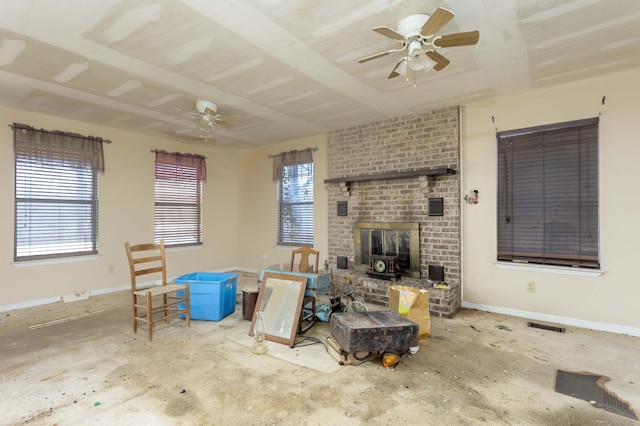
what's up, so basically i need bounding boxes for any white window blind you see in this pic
[276,161,314,246]
[497,118,599,268]
[13,124,104,261]
[154,152,204,247]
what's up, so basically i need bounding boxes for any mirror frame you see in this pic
[249,272,307,347]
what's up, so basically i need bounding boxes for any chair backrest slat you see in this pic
[134,266,163,276]
[290,247,319,273]
[125,240,168,291]
[132,255,162,265]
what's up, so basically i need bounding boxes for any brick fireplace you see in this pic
[325,106,461,318]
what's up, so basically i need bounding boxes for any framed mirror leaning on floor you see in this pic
[249,273,307,347]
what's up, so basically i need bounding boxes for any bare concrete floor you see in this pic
[1,272,639,425]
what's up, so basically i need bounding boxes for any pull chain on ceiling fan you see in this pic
[358,7,479,86]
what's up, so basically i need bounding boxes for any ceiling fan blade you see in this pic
[433,30,480,48]
[214,120,233,129]
[219,114,240,124]
[165,130,208,142]
[358,48,402,63]
[373,26,405,41]
[387,58,406,79]
[421,7,454,37]
[426,50,450,71]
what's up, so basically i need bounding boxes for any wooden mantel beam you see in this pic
[323,167,456,185]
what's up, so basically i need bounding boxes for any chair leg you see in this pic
[185,284,190,328]
[146,292,153,341]
[163,293,168,323]
[132,292,138,333]
[298,296,317,334]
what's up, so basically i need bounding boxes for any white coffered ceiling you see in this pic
[0,0,639,149]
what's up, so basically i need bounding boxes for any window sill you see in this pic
[276,244,314,249]
[494,262,603,277]
[165,244,202,253]
[13,255,99,268]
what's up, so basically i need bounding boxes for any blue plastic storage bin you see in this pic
[175,272,238,321]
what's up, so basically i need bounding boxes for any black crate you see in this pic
[330,311,418,354]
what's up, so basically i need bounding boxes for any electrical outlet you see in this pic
[527,282,536,293]
[108,264,115,274]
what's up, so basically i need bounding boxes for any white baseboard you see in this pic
[0,296,62,312]
[0,267,258,313]
[206,266,259,274]
[0,284,130,313]
[89,284,130,296]
[462,301,640,337]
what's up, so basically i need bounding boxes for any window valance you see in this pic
[154,150,207,181]
[272,148,315,181]
[12,123,106,172]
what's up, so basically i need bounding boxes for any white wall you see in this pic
[0,106,239,309]
[461,68,640,332]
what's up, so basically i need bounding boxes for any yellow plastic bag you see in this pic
[389,285,431,339]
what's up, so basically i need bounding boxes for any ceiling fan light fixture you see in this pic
[408,50,426,71]
[407,41,436,72]
[397,58,408,78]
[197,114,214,133]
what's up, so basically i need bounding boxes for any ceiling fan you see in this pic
[191,100,239,135]
[358,7,479,84]
[166,100,239,143]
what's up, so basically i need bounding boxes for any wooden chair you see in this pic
[290,247,319,333]
[124,240,190,341]
[290,247,319,273]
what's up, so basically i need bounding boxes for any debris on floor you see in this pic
[555,370,639,420]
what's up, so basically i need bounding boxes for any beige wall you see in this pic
[461,68,640,332]
[3,68,638,335]
[0,106,240,308]
[236,134,329,273]
[0,104,329,309]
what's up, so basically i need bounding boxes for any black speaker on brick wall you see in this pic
[337,201,348,216]
[337,256,348,269]
[429,265,445,282]
[428,197,444,216]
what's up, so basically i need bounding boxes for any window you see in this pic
[13,124,105,261]
[154,150,206,247]
[497,118,599,268]
[273,149,314,246]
